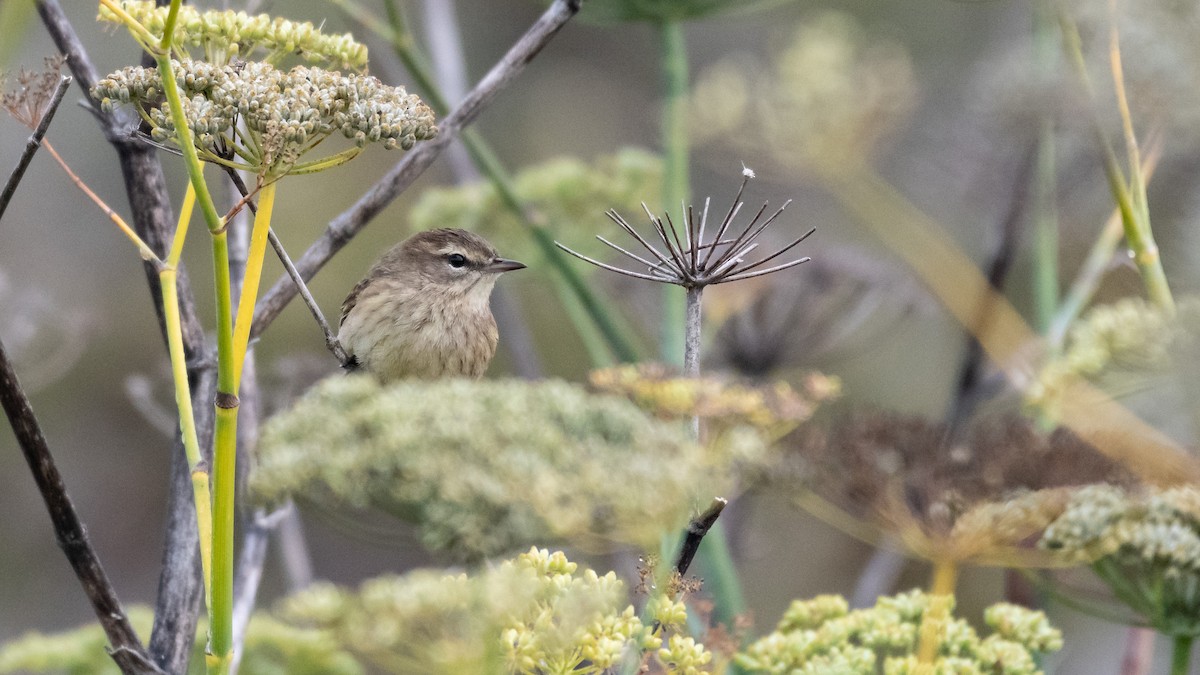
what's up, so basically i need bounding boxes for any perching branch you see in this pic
[249,0,583,340]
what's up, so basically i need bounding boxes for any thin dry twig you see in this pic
[268,228,350,363]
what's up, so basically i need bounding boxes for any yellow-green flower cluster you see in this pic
[0,606,364,675]
[99,0,368,70]
[1028,297,1200,417]
[690,12,915,172]
[280,548,697,675]
[735,590,1061,674]
[409,148,661,267]
[93,60,436,176]
[252,375,768,560]
[1040,484,1200,635]
[590,363,839,431]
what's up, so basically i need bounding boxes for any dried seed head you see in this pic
[556,169,814,289]
[1,57,66,129]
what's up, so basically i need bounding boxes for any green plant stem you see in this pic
[1031,0,1059,333]
[1047,213,1120,349]
[145,7,237,667]
[658,19,689,367]
[554,281,613,368]
[207,225,238,675]
[337,0,639,363]
[1047,142,1160,349]
[1173,635,1194,675]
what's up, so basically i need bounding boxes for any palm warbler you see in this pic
[338,228,525,381]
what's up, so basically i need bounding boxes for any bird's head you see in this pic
[392,228,525,305]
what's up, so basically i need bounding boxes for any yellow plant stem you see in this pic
[916,559,958,668]
[160,185,214,608]
[161,269,215,599]
[824,167,1199,485]
[231,180,276,387]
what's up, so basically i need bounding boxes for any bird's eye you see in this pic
[447,253,467,268]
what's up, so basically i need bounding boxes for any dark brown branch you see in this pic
[946,142,1036,432]
[0,75,72,223]
[37,2,212,671]
[673,497,727,578]
[0,335,162,674]
[248,0,583,340]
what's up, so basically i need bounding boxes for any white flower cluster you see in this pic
[93,60,437,175]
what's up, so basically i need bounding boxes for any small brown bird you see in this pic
[338,228,525,381]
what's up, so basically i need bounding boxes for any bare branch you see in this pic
[268,228,350,364]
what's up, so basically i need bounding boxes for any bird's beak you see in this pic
[486,257,526,273]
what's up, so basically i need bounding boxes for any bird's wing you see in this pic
[340,276,374,328]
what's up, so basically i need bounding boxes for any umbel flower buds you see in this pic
[93,60,437,176]
[99,0,369,71]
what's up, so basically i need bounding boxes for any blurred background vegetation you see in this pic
[3,0,1200,672]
